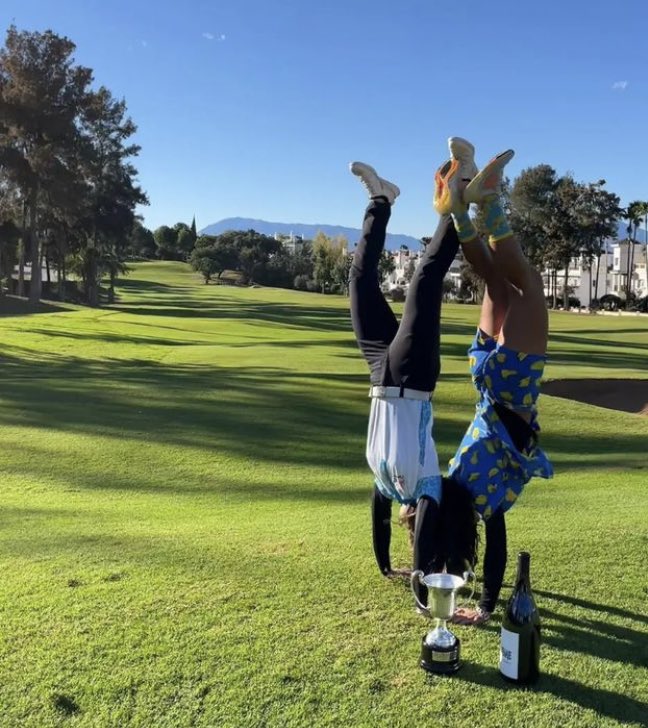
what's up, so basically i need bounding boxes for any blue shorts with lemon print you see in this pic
[448,330,553,520]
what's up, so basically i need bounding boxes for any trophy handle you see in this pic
[410,570,430,615]
[458,570,476,607]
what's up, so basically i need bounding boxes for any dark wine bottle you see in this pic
[499,551,541,684]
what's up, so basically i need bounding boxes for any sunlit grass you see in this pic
[0,262,646,727]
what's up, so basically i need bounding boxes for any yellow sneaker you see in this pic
[463,149,515,205]
[433,138,478,215]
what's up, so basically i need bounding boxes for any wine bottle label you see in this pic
[499,628,519,679]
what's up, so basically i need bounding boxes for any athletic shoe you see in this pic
[433,137,478,215]
[448,136,479,182]
[350,161,400,204]
[463,149,515,205]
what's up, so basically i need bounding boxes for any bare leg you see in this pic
[459,149,548,357]
[490,236,548,356]
[460,238,510,339]
[479,279,510,339]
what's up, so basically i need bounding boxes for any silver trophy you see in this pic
[410,571,474,674]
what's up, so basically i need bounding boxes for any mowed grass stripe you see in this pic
[0,262,646,727]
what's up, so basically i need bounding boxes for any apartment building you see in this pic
[382,246,463,292]
[544,240,648,304]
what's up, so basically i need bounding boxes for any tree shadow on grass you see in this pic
[27,327,199,348]
[112,300,353,333]
[550,327,648,336]
[550,331,648,351]
[533,589,648,626]
[454,585,648,724]
[112,281,479,339]
[547,346,648,372]
[0,296,69,317]
[0,346,645,489]
[0,349,372,475]
[455,663,647,726]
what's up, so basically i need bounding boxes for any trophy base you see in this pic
[420,635,461,675]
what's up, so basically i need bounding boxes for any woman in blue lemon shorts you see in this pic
[432,138,553,623]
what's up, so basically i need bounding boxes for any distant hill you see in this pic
[199,217,647,251]
[200,217,423,250]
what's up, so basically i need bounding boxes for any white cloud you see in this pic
[202,31,226,41]
[612,80,628,90]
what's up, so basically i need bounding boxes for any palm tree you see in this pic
[625,201,643,298]
[636,201,648,297]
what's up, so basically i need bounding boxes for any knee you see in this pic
[516,265,544,299]
[348,264,375,285]
[528,267,544,292]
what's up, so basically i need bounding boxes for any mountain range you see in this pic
[200,217,647,249]
[200,218,422,250]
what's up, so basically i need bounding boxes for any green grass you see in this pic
[1,262,647,727]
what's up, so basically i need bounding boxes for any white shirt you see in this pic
[366,396,442,505]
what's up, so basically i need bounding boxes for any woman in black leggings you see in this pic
[348,161,462,602]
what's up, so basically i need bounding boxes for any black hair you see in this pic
[437,476,480,574]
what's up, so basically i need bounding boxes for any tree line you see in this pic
[2,28,647,310]
[179,165,645,310]
[508,168,648,307]
[0,26,146,305]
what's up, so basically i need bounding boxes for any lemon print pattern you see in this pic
[446,328,553,519]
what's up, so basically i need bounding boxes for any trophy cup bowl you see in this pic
[411,571,470,674]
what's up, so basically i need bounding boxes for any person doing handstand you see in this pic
[419,137,553,624]
[348,160,460,597]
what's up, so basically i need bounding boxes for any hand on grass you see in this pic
[452,607,491,626]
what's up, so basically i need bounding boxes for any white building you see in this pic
[543,240,648,305]
[275,232,304,254]
[383,247,421,290]
[382,246,463,293]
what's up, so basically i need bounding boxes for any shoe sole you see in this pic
[463,149,514,204]
[433,158,462,215]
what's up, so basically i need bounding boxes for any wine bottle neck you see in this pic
[515,552,531,590]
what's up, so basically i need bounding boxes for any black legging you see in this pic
[349,198,459,391]
[480,508,507,613]
[412,495,443,605]
[356,198,458,585]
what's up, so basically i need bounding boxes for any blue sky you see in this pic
[2,0,646,239]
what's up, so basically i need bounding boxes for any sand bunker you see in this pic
[543,379,648,416]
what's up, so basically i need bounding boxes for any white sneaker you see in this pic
[448,137,478,182]
[350,161,400,204]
